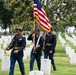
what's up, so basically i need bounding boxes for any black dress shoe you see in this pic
[22,73,26,75]
[53,67,56,71]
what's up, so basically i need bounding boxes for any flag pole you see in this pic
[42,30,46,50]
[33,17,36,52]
[33,0,36,53]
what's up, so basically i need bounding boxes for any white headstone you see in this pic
[15,61,18,66]
[3,43,7,49]
[0,50,4,60]
[65,46,71,55]
[29,70,44,75]
[23,50,28,60]
[0,38,3,44]
[68,49,75,58]
[41,59,51,75]
[25,47,31,57]
[70,53,76,65]
[26,39,32,45]
[1,56,10,71]
[6,50,11,55]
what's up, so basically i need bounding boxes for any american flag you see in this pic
[33,0,52,32]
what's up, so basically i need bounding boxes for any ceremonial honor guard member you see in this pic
[6,27,26,75]
[27,28,43,71]
[43,28,57,71]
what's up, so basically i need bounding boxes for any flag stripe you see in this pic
[34,6,50,24]
[34,12,50,28]
[34,5,50,27]
[35,14,50,29]
[34,10,49,27]
[33,0,52,32]
[41,8,51,26]
[36,20,50,32]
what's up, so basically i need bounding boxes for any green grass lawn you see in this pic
[0,38,76,75]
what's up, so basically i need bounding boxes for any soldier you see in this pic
[27,28,43,71]
[43,28,56,71]
[6,27,26,75]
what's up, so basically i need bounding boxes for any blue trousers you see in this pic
[9,56,25,75]
[30,54,41,71]
[44,52,56,69]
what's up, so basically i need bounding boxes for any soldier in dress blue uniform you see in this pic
[27,28,43,71]
[6,27,26,75]
[43,28,57,71]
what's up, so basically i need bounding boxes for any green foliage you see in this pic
[1,8,13,28]
[42,0,76,32]
[0,0,76,32]
[4,0,33,31]
[0,1,13,34]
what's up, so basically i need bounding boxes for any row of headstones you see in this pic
[0,35,12,45]
[58,33,66,47]
[58,33,76,65]
[29,58,51,75]
[65,33,76,46]
[0,35,33,73]
[0,35,32,61]
[0,35,32,49]
[0,40,52,75]
[0,49,51,75]
[0,44,32,71]
[64,33,76,64]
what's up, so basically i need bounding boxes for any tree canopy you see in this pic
[0,0,76,32]
[43,0,76,32]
